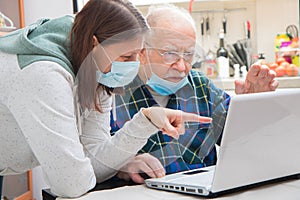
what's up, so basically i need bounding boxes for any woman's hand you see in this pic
[142,107,212,139]
[235,64,279,94]
[117,153,165,184]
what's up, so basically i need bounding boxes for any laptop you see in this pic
[145,89,300,197]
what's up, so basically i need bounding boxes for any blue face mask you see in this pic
[96,61,140,88]
[146,72,189,96]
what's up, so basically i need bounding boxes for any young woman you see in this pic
[0,0,211,197]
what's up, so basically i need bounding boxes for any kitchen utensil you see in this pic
[189,0,194,13]
[243,21,252,69]
[240,39,252,70]
[0,12,13,27]
[222,15,227,34]
[233,42,247,66]
[0,12,16,31]
[239,41,250,70]
[205,16,210,36]
[200,17,204,36]
[286,24,298,40]
[227,44,245,67]
[244,21,251,39]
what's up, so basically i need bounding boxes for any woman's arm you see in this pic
[80,89,159,182]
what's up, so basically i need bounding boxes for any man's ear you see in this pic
[93,35,99,47]
[139,48,147,65]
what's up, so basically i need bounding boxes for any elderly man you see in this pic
[110,4,278,184]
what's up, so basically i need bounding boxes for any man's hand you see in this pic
[234,64,279,94]
[117,153,165,184]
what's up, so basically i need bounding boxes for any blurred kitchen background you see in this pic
[1,0,299,77]
[0,0,299,200]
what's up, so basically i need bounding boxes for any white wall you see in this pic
[189,0,257,54]
[23,0,73,25]
[256,0,299,62]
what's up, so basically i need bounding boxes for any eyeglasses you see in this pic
[145,43,194,65]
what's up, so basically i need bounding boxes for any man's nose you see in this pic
[171,57,186,72]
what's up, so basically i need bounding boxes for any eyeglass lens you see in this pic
[163,52,193,64]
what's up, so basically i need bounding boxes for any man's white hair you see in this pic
[145,4,205,63]
[145,4,196,33]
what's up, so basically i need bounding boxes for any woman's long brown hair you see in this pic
[70,0,148,112]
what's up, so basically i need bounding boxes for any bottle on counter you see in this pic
[256,53,266,65]
[216,29,229,78]
[233,64,240,78]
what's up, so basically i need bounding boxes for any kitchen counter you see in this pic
[0,31,7,36]
[211,76,300,91]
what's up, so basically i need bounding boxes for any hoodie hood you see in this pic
[0,15,75,77]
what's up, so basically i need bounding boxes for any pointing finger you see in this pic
[181,112,212,123]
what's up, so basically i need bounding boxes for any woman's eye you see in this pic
[121,56,132,60]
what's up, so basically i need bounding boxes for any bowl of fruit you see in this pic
[267,57,299,77]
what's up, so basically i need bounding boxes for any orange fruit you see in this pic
[268,63,278,71]
[280,61,290,69]
[274,65,286,77]
[276,57,286,65]
[286,64,299,76]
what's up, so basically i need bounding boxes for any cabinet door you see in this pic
[2,171,33,200]
[18,0,25,27]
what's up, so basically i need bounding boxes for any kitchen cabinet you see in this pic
[211,76,300,92]
[2,171,33,200]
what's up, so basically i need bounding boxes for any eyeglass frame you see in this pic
[144,42,195,65]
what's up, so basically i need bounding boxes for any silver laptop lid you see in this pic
[211,89,300,193]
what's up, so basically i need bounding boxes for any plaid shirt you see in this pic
[110,70,230,174]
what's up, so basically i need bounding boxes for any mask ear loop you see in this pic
[143,49,155,82]
[93,43,113,73]
[92,46,117,123]
[112,93,117,125]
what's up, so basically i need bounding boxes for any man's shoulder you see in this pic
[189,69,208,78]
